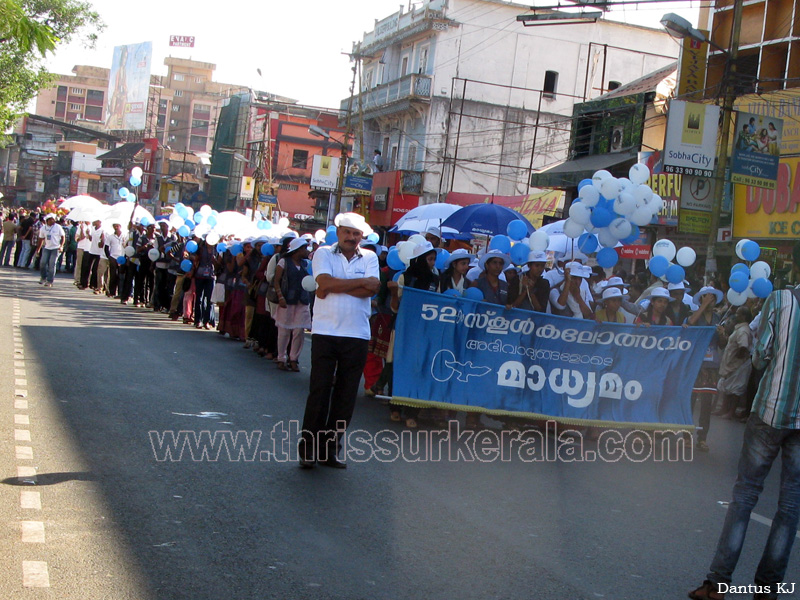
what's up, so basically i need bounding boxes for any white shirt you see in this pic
[89,227,104,256]
[105,232,128,259]
[546,268,592,314]
[38,223,64,251]
[311,244,380,340]
[77,224,92,251]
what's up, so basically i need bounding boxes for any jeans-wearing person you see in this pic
[194,277,215,327]
[0,240,14,266]
[16,239,32,268]
[39,248,60,284]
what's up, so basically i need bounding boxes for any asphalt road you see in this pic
[1,266,798,600]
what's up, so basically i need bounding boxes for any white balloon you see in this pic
[124,245,135,257]
[676,246,696,267]
[407,234,427,246]
[618,177,633,191]
[613,192,637,216]
[632,184,654,205]
[727,287,748,306]
[630,205,654,227]
[648,194,664,215]
[199,204,212,216]
[652,239,677,261]
[745,284,758,299]
[397,241,415,265]
[184,206,195,220]
[578,185,601,207]
[528,230,549,252]
[629,163,651,185]
[735,239,751,260]
[584,222,597,234]
[597,228,619,249]
[750,260,771,280]
[608,217,632,240]
[599,177,622,200]
[591,170,612,188]
[563,218,584,239]
[169,214,184,229]
[206,231,220,246]
[568,202,593,225]
[194,223,210,237]
[314,229,326,243]
[301,275,317,292]
[148,248,160,261]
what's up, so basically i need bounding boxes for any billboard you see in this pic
[663,100,720,178]
[735,90,800,155]
[730,111,782,189]
[310,155,340,190]
[676,34,708,102]
[733,157,800,239]
[169,35,195,48]
[105,42,153,131]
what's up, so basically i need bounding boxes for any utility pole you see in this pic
[705,0,744,281]
[251,107,269,221]
[333,54,358,219]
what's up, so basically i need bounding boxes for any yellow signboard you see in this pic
[733,156,800,239]
[734,90,800,156]
[677,33,708,102]
[679,209,711,235]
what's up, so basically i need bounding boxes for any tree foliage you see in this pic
[0,0,103,134]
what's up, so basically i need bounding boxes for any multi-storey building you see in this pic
[34,66,110,130]
[342,0,680,227]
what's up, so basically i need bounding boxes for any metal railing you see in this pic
[340,74,432,117]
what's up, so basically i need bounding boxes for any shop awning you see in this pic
[529,149,638,189]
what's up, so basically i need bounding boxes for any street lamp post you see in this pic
[661,9,744,281]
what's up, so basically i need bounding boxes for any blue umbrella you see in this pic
[441,204,535,237]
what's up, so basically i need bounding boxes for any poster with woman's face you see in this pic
[731,111,783,189]
[105,42,153,131]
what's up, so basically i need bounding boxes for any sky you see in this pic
[45,0,703,110]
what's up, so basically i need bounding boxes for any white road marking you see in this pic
[14,429,31,442]
[16,446,33,460]
[21,521,45,543]
[17,466,36,478]
[720,504,800,540]
[15,389,27,397]
[15,379,27,386]
[20,491,41,510]
[15,369,26,376]
[14,360,25,367]
[15,414,30,425]
[22,561,50,587]
[15,400,28,409]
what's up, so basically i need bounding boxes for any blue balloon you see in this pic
[392,270,405,282]
[176,205,188,219]
[506,219,528,241]
[597,247,619,269]
[326,225,337,234]
[435,249,450,271]
[303,259,313,275]
[177,225,190,238]
[261,220,272,230]
[387,248,405,271]
[590,206,614,228]
[216,242,227,254]
[728,271,749,293]
[140,217,150,227]
[731,263,749,275]
[367,232,380,244]
[207,216,217,228]
[510,243,529,266]
[489,235,512,254]
[231,243,244,256]
[577,232,598,254]
[186,240,198,253]
[260,243,274,257]
[751,277,773,298]
[742,240,760,262]
[127,195,135,203]
[180,259,193,272]
[443,288,461,298]
[185,219,195,231]
[257,220,267,230]
[577,178,593,191]
[649,255,669,277]
[665,263,685,284]
[116,255,126,265]
[325,231,338,245]
[193,212,204,224]
[118,187,129,198]
[129,176,142,187]
[463,287,484,301]
[621,223,641,245]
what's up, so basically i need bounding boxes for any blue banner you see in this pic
[392,289,715,429]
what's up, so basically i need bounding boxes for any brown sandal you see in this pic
[288,361,300,372]
[277,361,289,371]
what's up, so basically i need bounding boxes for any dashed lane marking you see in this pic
[20,521,45,544]
[20,491,41,510]
[16,446,33,460]
[14,400,28,410]
[22,561,49,588]
[14,414,30,425]
[14,429,31,442]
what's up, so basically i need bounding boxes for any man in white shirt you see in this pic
[74,221,92,286]
[80,219,104,291]
[299,213,380,469]
[104,220,127,297]
[35,214,64,287]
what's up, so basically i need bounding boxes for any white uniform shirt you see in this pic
[105,232,128,259]
[77,224,92,251]
[89,227,104,256]
[38,223,64,251]
[311,244,380,340]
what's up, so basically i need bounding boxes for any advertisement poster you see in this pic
[663,101,720,178]
[105,42,153,131]
[733,157,800,239]
[730,111,782,189]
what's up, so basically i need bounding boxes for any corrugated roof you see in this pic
[97,142,145,161]
[600,61,677,99]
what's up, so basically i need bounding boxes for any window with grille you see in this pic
[292,149,309,169]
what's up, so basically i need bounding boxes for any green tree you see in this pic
[0,0,102,134]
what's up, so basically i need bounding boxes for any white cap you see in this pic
[410,241,436,260]
[565,261,589,278]
[601,287,623,302]
[286,237,309,254]
[334,212,373,236]
[45,213,57,221]
[527,250,547,263]
[425,226,442,238]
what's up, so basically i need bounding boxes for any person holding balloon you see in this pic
[273,238,312,372]
[686,286,725,453]
[133,224,156,307]
[508,250,550,313]
[103,220,127,298]
[217,239,248,337]
[191,236,218,330]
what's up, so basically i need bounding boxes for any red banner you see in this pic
[617,245,651,260]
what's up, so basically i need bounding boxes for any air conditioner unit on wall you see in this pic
[610,126,624,153]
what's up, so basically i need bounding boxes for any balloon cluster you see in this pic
[727,240,772,305]
[647,238,697,284]
[170,203,220,240]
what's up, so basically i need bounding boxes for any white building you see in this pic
[342,0,679,222]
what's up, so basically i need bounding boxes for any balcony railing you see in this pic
[340,74,432,121]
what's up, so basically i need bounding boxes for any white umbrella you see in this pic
[392,203,461,233]
[65,205,109,223]
[213,211,251,236]
[108,201,154,225]
[59,195,104,212]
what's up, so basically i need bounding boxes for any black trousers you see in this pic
[107,259,120,296]
[81,253,100,288]
[300,334,368,461]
